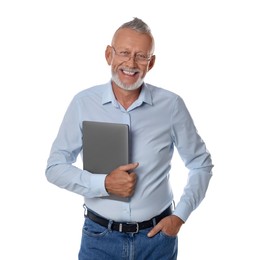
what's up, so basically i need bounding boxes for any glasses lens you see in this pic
[113,47,150,64]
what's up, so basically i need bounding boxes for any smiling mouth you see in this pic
[121,68,139,76]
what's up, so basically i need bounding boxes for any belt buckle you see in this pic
[128,222,139,234]
[119,222,139,234]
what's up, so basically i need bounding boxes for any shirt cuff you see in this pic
[89,173,109,197]
[173,201,193,222]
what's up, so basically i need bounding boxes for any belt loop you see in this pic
[119,223,123,232]
[83,204,88,216]
[152,217,157,226]
[172,200,176,210]
[107,220,113,232]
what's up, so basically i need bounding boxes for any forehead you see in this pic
[112,28,153,52]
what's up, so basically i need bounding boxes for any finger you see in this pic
[119,162,139,172]
[147,223,162,238]
[128,172,137,180]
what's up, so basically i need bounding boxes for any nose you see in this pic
[124,55,138,66]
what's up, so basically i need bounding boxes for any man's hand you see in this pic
[105,163,138,197]
[147,215,184,238]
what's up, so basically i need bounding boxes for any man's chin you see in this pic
[121,84,142,91]
[112,76,143,91]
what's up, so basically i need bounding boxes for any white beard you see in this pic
[111,71,144,91]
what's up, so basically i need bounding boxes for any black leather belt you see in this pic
[84,206,172,234]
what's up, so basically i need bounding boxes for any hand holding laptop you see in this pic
[105,163,139,198]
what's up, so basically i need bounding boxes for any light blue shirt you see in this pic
[46,81,213,222]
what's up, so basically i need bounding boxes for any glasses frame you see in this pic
[111,46,153,65]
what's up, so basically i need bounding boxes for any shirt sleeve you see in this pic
[45,96,109,198]
[171,96,213,222]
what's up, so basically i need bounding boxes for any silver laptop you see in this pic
[82,121,129,174]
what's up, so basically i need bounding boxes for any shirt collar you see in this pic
[101,81,153,108]
[101,81,119,107]
[137,83,152,106]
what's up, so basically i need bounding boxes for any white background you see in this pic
[1,0,264,259]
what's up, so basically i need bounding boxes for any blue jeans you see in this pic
[78,218,178,260]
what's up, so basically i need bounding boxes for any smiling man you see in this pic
[46,17,213,260]
[106,26,155,94]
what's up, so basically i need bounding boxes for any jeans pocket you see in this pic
[159,230,177,239]
[82,218,109,238]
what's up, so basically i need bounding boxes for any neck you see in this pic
[112,83,141,110]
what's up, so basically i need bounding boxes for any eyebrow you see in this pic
[115,47,149,54]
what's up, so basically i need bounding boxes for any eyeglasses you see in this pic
[111,46,152,65]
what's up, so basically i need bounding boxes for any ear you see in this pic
[147,55,156,72]
[105,45,113,65]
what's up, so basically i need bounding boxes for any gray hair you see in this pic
[114,17,155,52]
[118,17,152,34]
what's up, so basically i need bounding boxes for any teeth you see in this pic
[123,70,136,75]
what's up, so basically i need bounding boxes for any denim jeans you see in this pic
[78,217,178,260]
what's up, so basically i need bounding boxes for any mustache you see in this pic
[120,66,141,74]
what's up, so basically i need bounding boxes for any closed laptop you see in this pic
[82,121,129,174]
